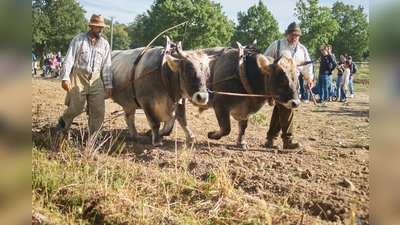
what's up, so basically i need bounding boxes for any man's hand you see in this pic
[61,80,71,92]
[105,88,113,99]
[306,78,313,89]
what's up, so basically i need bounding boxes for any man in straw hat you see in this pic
[263,22,313,150]
[56,14,113,138]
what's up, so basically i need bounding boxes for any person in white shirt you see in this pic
[56,14,113,137]
[263,22,313,150]
[340,61,351,102]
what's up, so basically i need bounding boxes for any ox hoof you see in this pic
[153,142,164,148]
[238,142,248,150]
[207,131,222,140]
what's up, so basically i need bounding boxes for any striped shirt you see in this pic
[61,31,113,88]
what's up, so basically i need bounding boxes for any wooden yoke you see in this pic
[161,36,176,102]
[237,41,257,102]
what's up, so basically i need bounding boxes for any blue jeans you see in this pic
[318,74,332,102]
[336,75,344,100]
[348,76,354,95]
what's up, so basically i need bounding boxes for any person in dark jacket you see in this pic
[318,45,336,105]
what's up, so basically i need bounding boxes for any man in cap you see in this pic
[56,14,113,137]
[263,22,313,150]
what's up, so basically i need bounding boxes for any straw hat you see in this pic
[285,22,302,36]
[88,14,109,27]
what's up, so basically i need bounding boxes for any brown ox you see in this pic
[111,41,217,147]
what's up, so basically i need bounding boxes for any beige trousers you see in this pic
[62,68,105,135]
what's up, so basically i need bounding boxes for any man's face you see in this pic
[287,33,300,45]
[89,25,105,39]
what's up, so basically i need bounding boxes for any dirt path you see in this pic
[32,76,369,224]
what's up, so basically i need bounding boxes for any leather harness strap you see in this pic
[237,42,257,102]
[161,36,176,102]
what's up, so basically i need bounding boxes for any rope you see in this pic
[207,75,237,86]
[208,89,279,98]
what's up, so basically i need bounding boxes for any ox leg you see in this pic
[143,106,164,147]
[158,103,195,141]
[208,108,231,140]
[159,119,175,137]
[237,120,249,150]
[175,102,195,140]
[124,109,140,140]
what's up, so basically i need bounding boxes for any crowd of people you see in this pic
[301,45,358,104]
[31,51,64,78]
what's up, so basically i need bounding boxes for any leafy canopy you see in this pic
[232,0,282,52]
[32,0,87,63]
[295,0,340,59]
[128,0,235,49]
[330,2,369,61]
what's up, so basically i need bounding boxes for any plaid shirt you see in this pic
[61,31,113,88]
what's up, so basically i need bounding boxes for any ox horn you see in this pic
[176,41,188,60]
[296,60,313,67]
[273,55,283,64]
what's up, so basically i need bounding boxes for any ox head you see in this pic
[257,55,312,109]
[166,42,218,105]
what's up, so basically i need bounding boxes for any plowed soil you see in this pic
[32,76,369,224]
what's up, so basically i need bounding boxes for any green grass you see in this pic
[32,132,327,224]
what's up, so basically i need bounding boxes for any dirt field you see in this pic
[32,76,369,224]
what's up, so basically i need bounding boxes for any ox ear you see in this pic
[166,55,181,72]
[256,55,270,73]
[273,55,283,64]
[296,60,313,67]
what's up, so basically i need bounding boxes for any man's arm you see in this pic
[263,40,278,58]
[101,42,113,98]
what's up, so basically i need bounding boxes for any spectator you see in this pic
[50,54,59,78]
[32,52,36,75]
[340,60,351,102]
[318,45,336,105]
[32,58,37,77]
[327,44,336,61]
[263,22,313,150]
[56,51,63,68]
[347,56,358,98]
[56,14,113,138]
[336,53,347,101]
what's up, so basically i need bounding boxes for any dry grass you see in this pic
[32,130,330,225]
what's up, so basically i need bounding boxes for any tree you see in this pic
[102,20,131,50]
[330,2,369,61]
[128,0,235,50]
[32,0,87,65]
[295,0,340,59]
[232,0,282,52]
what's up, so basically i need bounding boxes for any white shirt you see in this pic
[264,38,313,80]
[61,32,113,88]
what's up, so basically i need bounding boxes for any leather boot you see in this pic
[264,137,281,149]
[282,137,301,149]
